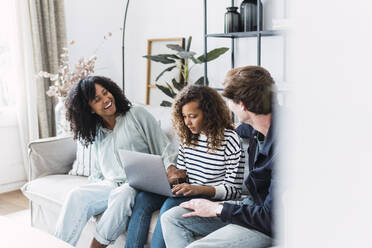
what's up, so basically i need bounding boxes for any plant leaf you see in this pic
[157,54,181,60]
[172,78,184,91]
[156,84,177,98]
[143,55,175,64]
[186,36,192,52]
[194,76,209,86]
[160,101,172,107]
[197,47,229,63]
[177,51,196,59]
[194,76,204,85]
[166,44,184,52]
[155,65,177,81]
[165,82,177,97]
[191,56,202,64]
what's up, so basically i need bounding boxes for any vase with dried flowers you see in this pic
[38,32,113,135]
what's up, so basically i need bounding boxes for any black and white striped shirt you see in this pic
[176,129,244,200]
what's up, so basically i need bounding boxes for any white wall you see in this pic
[64,0,285,104]
[282,0,372,247]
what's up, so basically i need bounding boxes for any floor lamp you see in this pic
[122,0,130,91]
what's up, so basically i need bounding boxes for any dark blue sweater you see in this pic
[221,119,276,237]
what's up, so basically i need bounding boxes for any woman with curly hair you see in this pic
[125,85,244,248]
[54,76,177,248]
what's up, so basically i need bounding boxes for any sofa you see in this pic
[21,105,178,247]
[21,105,263,248]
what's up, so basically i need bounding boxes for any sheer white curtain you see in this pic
[8,0,39,179]
[1,0,67,180]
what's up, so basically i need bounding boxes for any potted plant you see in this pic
[143,36,229,106]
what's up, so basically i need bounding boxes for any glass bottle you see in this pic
[224,7,240,33]
[240,0,263,32]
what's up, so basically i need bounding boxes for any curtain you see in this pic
[7,0,67,178]
[7,0,39,179]
[29,0,67,138]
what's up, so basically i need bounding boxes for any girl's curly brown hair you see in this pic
[65,76,131,146]
[172,85,234,151]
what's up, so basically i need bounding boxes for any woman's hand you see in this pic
[172,183,201,196]
[167,165,187,185]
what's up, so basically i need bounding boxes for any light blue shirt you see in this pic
[89,106,177,186]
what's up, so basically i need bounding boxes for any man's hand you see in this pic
[167,165,187,185]
[172,183,201,196]
[180,199,220,218]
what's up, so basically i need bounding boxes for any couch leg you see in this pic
[90,238,108,248]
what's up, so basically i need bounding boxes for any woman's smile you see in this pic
[104,101,113,111]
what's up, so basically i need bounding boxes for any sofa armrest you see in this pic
[28,136,76,181]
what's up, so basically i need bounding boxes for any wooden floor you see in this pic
[0,190,29,215]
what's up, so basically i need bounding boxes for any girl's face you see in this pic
[182,101,204,134]
[89,83,117,119]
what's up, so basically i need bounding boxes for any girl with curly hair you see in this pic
[126,85,244,248]
[54,76,177,248]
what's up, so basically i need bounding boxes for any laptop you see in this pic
[118,149,178,197]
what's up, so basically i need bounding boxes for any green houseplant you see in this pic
[143,36,229,106]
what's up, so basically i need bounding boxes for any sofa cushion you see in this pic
[69,141,95,177]
[22,174,89,208]
[28,136,76,180]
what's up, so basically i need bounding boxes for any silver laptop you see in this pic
[118,149,177,197]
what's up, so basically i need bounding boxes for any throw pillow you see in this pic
[68,141,95,177]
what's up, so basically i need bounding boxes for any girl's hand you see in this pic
[172,183,201,196]
[167,165,187,185]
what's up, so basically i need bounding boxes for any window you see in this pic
[0,1,15,108]
[0,46,12,107]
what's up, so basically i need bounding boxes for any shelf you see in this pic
[206,30,283,38]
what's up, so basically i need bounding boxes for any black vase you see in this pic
[224,7,240,33]
[240,0,263,32]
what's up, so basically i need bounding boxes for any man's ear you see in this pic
[239,101,247,111]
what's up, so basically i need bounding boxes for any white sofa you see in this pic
[21,105,267,248]
[21,105,177,247]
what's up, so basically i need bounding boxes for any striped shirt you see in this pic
[176,129,245,200]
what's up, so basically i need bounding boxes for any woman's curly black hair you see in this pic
[65,76,131,146]
[172,85,234,151]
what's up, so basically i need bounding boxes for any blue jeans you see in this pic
[54,182,137,246]
[161,202,272,248]
[125,192,166,248]
[125,191,208,248]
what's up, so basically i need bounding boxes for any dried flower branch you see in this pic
[38,32,114,98]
